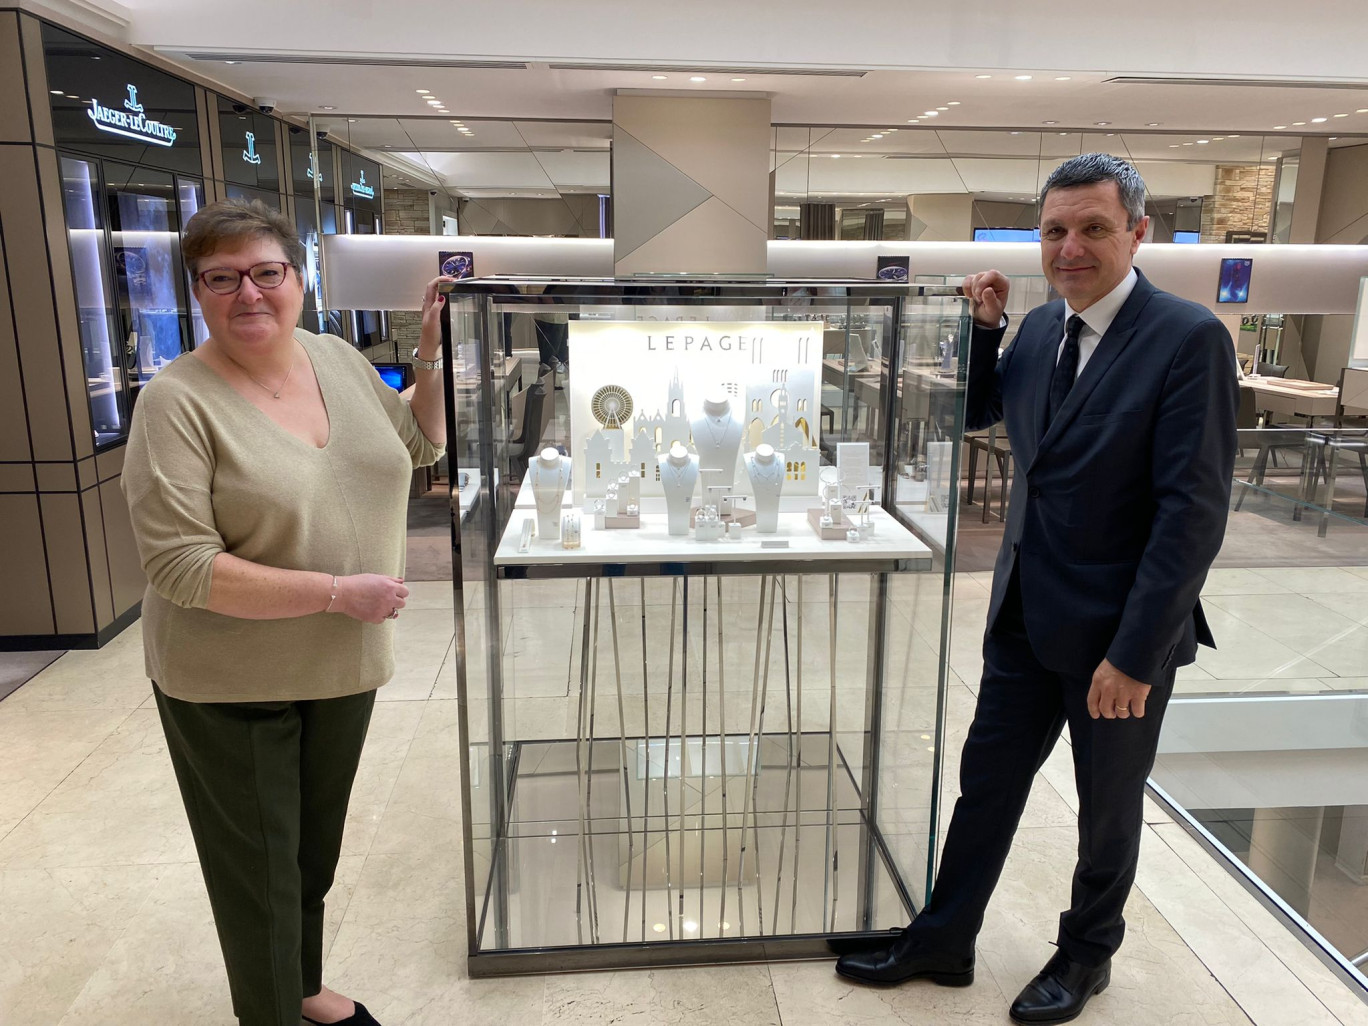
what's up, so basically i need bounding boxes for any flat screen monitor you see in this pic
[373,362,411,391]
[973,227,1041,243]
[1172,230,1201,244]
[1217,258,1253,304]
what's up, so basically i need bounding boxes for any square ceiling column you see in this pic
[612,94,771,275]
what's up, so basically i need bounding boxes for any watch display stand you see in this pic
[440,275,970,976]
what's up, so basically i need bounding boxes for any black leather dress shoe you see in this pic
[302,1001,381,1026]
[834,928,975,987]
[1009,951,1110,1025]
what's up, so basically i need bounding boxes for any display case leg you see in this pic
[678,576,690,940]
[662,578,679,940]
[790,576,805,935]
[823,573,841,932]
[771,575,798,934]
[715,576,730,940]
[574,579,594,945]
[698,576,709,937]
[607,580,634,943]
[639,579,650,944]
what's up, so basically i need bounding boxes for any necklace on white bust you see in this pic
[664,458,691,487]
[700,411,733,448]
[749,454,782,484]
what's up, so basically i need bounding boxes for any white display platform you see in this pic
[496,480,932,569]
[456,468,481,520]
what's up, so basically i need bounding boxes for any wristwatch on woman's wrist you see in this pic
[410,352,444,371]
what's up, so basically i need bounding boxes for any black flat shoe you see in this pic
[1009,951,1110,1025]
[834,927,975,987]
[302,1001,381,1026]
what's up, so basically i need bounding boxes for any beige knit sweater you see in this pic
[121,330,444,703]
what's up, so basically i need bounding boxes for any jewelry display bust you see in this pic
[690,394,743,494]
[659,443,699,537]
[744,443,784,533]
[528,446,570,540]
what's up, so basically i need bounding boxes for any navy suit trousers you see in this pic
[911,569,1175,967]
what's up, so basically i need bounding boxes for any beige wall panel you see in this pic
[0,236,34,461]
[81,486,114,628]
[613,96,771,231]
[100,477,145,615]
[1317,142,1368,245]
[35,462,76,491]
[206,98,225,182]
[78,455,98,489]
[0,13,31,144]
[0,146,72,462]
[197,88,215,181]
[19,14,53,148]
[36,145,94,459]
[0,464,36,492]
[615,197,767,276]
[40,492,94,635]
[0,494,55,636]
[96,446,124,482]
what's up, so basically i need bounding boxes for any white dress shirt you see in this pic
[1059,268,1138,380]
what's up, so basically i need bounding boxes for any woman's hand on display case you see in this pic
[962,270,1010,328]
[419,275,455,350]
[332,573,410,624]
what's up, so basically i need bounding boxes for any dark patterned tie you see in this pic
[1046,315,1085,428]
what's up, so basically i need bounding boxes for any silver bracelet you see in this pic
[325,575,339,613]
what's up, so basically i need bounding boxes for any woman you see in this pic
[122,199,448,1026]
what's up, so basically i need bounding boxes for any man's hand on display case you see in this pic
[961,269,1010,328]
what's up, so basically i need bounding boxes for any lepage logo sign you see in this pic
[87,84,178,147]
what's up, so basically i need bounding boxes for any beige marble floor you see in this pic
[1,573,1365,1025]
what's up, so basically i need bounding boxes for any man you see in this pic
[836,153,1237,1025]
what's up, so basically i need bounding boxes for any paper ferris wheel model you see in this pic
[590,384,634,429]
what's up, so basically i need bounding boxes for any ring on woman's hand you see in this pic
[387,607,399,619]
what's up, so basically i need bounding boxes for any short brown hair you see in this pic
[182,199,306,278]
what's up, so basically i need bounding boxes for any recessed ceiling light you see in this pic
[224,60,239,65]
[884,128,898,132]
[1094,121,1110,126]
[1058,132,1068,136]
[690,76,706,82]
[320,105,336,111]
[731,77,746,82]
[1333,113,1349,118]
[1014,74,1032,81]
[1330,136,1338,141]
[947,101,960,105]
[1273,125,1287,130]
[1197,139,1209,144]
[936,106,949,111]
[1228,133,1240,137]
[1311,117,1328,123]
[1055,76,1071,81]
[907,118,920,123]
[1042,120,1057,125]
[870,134,883,139]
[427,100,442,106]
[1292,121,1306,126]
[975,74,991,79]
[50,89,63,95]
[652,75,667,80]
[416,89,429,94]
[924,111,939,117]
[1358,109,1368,114]
[437,109,449,113]
[348,119,357,123]
[1170,144,1181,148]
[1182,141,1193,145]
[1010,131,1021,135]
[831,154,841,158]
[1146,122,1161,127]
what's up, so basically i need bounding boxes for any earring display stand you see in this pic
[441,275,970,977]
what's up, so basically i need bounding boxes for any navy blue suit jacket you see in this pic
[965,269,1238,686]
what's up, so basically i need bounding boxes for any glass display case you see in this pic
[443,276,970,974]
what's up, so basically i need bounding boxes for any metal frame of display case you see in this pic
[440,276,970,975]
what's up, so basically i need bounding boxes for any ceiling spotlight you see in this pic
[924,111,939,117]
[1169,143,1180,148]
[1358,109,1368,114]
[320,105,336,111]
[1010,131,1021,135]
[1146,122,1161,127]
[1333,112,1349,118]
[975,74,991,79]
[50,89,63,95]
[1273,125,1287,130]
[416,89,429,94]
[907,118,920,123]
[1055,76,1071,81]
[652,75,667,80]
[682,920,699,933]
[1042,120,1058,125]
[427,100,442,106]
[1228,133,1240,137]
[1311,117,1328,123]
[689,76,707,82]
[936,106,949,111]
[1292,121,1306,126]
[1014,74,1032,81]
[347,118,357,123]
[947,101,960,105]
[1182,141,1193,145]
[831,154,841,158]
[731,77,746,82]
[1197,139,1209,144]
[224,60,239,65]
[1094,121,1110,126]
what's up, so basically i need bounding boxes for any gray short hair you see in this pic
[183,199,306,278]
[1040,153,1147,229]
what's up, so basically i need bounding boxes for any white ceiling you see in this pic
[29,0,1368,200]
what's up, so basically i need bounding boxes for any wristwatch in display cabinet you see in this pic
[435,273,970,977]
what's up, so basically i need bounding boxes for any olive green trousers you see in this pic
[154,683,376,1026]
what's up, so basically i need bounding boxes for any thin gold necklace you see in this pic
[221,341,296,399]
